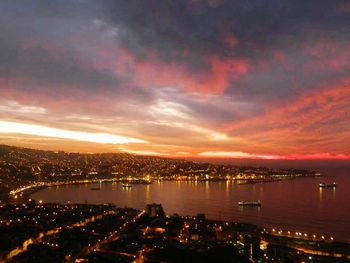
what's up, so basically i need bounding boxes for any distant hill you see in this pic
[0,144,316,188]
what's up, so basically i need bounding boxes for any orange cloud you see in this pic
[130,54,248,94]
[223,77,350,156]
[199,151,350,160]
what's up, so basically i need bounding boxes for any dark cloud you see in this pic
[2,45,119,90]
[100,0,350,64]
[225,42,350,103]
[0,1,118,89]
[1,0,349,93]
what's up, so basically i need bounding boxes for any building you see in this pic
[244,234,262,261]
[145,203,165,218]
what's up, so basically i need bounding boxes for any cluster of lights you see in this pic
[271,228,334,241]
[10,176,155,198]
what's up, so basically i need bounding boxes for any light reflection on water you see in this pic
[31,168,350,241]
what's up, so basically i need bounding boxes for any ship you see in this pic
[122,183,132,188]
[319,182,337,188]
[238,200,261,207]
[90,187,101,191]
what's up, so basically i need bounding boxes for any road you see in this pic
[3,211,117,262]
[72,211,145,262]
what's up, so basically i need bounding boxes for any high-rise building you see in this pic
[145,203,165,218]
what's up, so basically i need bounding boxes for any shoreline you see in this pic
[11,174,318,203]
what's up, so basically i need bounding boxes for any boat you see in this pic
[238,200,261,207]
[90,187,101,191]
[122,183,132,188]
[319,182,337,188]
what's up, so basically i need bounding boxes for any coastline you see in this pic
[11,173,319,203]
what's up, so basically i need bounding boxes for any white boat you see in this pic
[238,200,261,207]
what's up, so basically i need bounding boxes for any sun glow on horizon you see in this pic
[199,151,281,160]
[198,151,350,160]
[0,120,147,145]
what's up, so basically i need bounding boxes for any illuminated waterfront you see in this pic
[31,166,350,242]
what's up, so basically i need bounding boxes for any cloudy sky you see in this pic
[0,0,350,159]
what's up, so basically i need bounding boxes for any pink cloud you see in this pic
[198,151,350,160]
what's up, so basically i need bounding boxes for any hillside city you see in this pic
[0,145,317,203]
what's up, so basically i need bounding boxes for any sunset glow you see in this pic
[0,1,350,159]
[0,121,146,145]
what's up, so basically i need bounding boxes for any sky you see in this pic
[0,0,350,160]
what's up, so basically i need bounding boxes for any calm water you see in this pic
[31,166,350,242]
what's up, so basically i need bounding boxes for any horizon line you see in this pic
[1,143,350,161]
